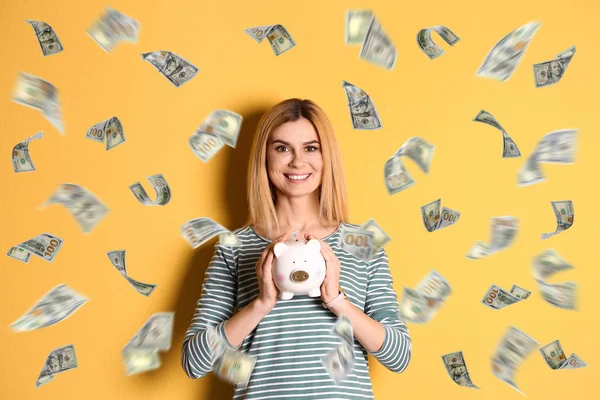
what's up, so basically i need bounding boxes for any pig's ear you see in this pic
[306,239,321,253]
[273,242,289,258]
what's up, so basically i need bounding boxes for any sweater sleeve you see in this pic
[181,244,240,379]
[364,248,412,373]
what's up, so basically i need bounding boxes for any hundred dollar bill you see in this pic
[10,284,87,332]
[477,21,541,82]
[384,155,415,194]
[8,233,63,263]
[197,110,243,148]
[12,72,64,134]
[398,287,443,324]
[189,131,224,162]
[207,326,257,387]
[322,314,355,384]
[332,315,354,347]
[87,6,140,52]
[142,51,198,87]
[491,326,538,395]
[342,80,382,129]
[542,200,574,240]
[359,16,396,70]
[338,225,374,261]
[25,20,63,56]
[534,46,576,88]
[361,219,391,256]
[41,183,109,233]
[107,250,157,296]
[121,312,174,375]
[36,345,77,388]
[532,249,574,282]
[473,110,521,157]
[509,285,531,299]
[415,270,452,301]
[181,217,230,249]
[421,199,461,232]
[86,116,126,150]
[417,25,460,60]
[441,351,479,389]
[218,231,241,247]
[244,25,274,42]
[245,25,295,56]
[345,9,373,45]
[466,216,518,259]
[129,173,171,206]
[13,131,43,172]
[540,340,587,370]
[538,280,576,310]
[481,284,529,310]
[393,136,436,174]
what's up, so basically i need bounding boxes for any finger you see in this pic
[263,252,274,280]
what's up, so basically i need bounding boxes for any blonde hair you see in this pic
[246,98,349,239]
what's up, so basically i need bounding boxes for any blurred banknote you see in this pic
[36,345,77,388]
[477,21,541,81]
[481,284,530,310]
[245,25,295,56]
[189,109,243,162]
[541,200,574,240]
[338,225,374,261]
[421,198,460,232]
[107,250,157,296]
[86,116,126,150]
[417,25,460,60]
[41,183,109,233]
[442,351,479,389]
[345,9,373,44]
[532,249,574,282]
[384,136,435,194]
[121,312,174,375]
[361,219,391,257]
[181,217,231,249]
[358,15,396,70]
[25,20,63,56]
[13,131,43,172]
[87,6,139,52]
[142,51,198,87]
[540,340,586,369]
[322,315,355,384]
[130,173,171,206]
[491,326,538,395]
[342,80,381,130]
[12,72,64,134]
[7,233,63,263]
[398,270,451,323]
[518,129,577,186]
[208,326,256,387]
[10,284,87,332]
[538,281,577,310]
[473,110,521,158]
[466,216,518,259]
[534,46,576,88]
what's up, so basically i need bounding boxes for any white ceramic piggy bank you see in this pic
[273,238,326,300]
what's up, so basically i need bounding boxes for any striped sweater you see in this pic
[181,222,411,399]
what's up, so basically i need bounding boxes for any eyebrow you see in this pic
[271,139,320,146]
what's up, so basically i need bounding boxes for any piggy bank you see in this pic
[273,238,326,300]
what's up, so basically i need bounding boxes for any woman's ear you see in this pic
[306,239,321,253]
[273,242,289,258]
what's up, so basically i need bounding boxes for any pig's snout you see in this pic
[290,269,309,283]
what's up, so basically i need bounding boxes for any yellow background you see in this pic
[1,0,598,399]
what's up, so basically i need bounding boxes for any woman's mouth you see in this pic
[284,173,311,183]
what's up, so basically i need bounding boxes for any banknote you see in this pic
[491,326,538,394]
[532,249,574,282]
[415,270,452,301]
[12,72,64,134]
[10,284,87,332]
[481,284,529,310]
[417,25,460,60]
[244,25,274,42]
[383,155,415,194]
[466,216,518,259]
[322,314,355,384]
[142,51,198,87]
[8,233,63,263]
[245,25,295,56]
[538,280,577,310]
[87,6,140,52]
[107,250,157,296]
[41,183,109,233]
[342,80,382,129]
[181,217,230,249]
[207,326,257,387]
[399,270,451,324]
[86,116,126,150]
[359,16,396,70]
[534,46,576,88]
[129,173,171,206]
[441,351,479,389]
[477,21,541,81]
[393,136,436,174]
[338,225,374,261]
[509,285,531,299]
[197,110,243,148]
[13,131,43,172]
[36,345,77,388]
[345,9,373,45]
[332,315,354,347]
[189,132,224,163]
[473,110,521,158]
[217,231,241,247]
[361,219,391,256]
[541,200,574,240]
[25,20,63,56]
[540,340,586,369]
[421,199,461,232]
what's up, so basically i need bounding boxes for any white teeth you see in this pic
[286,174,310,180]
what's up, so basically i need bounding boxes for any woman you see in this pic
[182,99,411,399]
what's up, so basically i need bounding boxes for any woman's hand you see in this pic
[254,232,289,312]
[304,233,341,304]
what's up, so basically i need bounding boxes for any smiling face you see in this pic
[266,118,324,199]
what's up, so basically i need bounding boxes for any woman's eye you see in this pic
[306,146,319,152]
[276,146,289,152]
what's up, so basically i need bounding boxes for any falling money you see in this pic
[25,20,63,56]
[344,9,373,45]
[341,80,382,130]
[361,219,391,258]
[107,250,157,296]
[416,25,460,60]
[245,25,296,56]
[491,326,539,395]
[421,198,460,232]
[189,110,243,162]
[41,183,109,233]
[472,110,521,158]
[346,10,396,70]
[7,233,64,263]
[441,351,479,389]
[384,136,435,194]
[142,51,198,87]
[338,224,374,261]
[10,284,87,332]
[466,216,519,259]
[532,249,577,310]
[534,46,576,88]
[87,6,140,52]
[398,270,451,324]
[181,217,240,249]
[36,345,78,388]
[481,284,530,310]
[12,131,43,172]
[208,325,256,387]
[121,312,174,375]
[322,315,355,384]
[12,72,64,134]
[129,173,171,206]
[86,116,126,150]
[541,200,574,240]
[539,340,587,370]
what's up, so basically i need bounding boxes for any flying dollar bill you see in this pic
[86,116,126,150]
[181,217,230,249]
[383,155,415,195]
[322,315,355,384]
[416,25,460,60]
[245,25,295,56]
[481,284,530,310]
[36,345,77,388]
[107,250,157,296]
[538,281,577,310]
[12,72,64,134]
[12,131,43,172]
[421,198,460,232]
[472,110,521,157]
[532,249,574,282]
[10,284,87,332]
[541,200,574,240]
[477,21,541,82]
[398,270,451,324]
[25,20,63,56]
[142,51,198,87]
[392,136,436,173]
[491,326,538,395]
[534,46,576,88]
[384,136,435,194]
[359,16,396,70]
[344,9,373,45]
[129,173,171,206]
[466,216,518,259]
[540,340,587,369]
[7,233,63,263]
[87,6,140,52]
[195,109,243,148]
[338,224,374,261]
[441,351,479,389]
[341,80,382,130]
[361,219,391,257]
[207,325,257,387]
[189,131,224,163]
